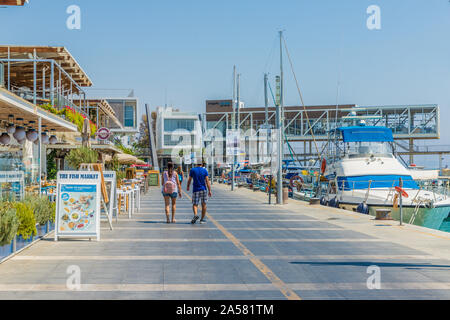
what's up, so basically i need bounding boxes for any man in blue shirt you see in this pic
[187,162,212,224]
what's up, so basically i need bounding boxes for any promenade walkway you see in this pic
[0,183,449,300]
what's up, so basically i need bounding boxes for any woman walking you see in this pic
[161,162,182,223]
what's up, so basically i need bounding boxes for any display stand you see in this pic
[79,163,113,231]
[55,171,102,241]
[102,171,118,223]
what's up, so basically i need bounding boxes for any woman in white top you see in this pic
[161,162,182,223]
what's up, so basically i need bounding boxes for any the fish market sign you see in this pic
[55,171,101,241]
[97,127,111,140]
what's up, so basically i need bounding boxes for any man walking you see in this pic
[187,161,212,224]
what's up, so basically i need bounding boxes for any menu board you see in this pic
[55,171,101,241]
[148,170,160,186]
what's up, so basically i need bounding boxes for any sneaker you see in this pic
[191,215,199,224]
[199,219,207,224]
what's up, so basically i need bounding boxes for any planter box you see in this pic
[0,221,56,264]
[0,242,13,261]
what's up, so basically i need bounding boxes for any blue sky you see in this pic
[1,0,450,166]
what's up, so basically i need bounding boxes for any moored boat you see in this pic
[320,124,450,231]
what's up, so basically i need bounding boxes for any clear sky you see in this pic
[1,0,450,166]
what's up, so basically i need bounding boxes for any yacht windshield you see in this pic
[346,141,392,158]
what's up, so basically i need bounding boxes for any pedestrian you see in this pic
[161,162,182,223]
[187,161,212,224]
[176,166,184,185]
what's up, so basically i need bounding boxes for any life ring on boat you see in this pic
[321,158,327,174]
[395,186,409,198]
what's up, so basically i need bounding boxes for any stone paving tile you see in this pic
[0,184,449,300]
[243,241,425,256]
[228,229,375,240]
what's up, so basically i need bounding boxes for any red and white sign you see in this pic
[97,127,111,140]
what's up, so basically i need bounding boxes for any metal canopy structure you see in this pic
[206,103,439,141]
[205,102,441,165]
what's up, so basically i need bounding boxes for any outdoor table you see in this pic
[133,184,141,212]
[116,188,132,219]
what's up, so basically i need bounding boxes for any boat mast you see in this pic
[231,65,236,191]
[264,73,269,125]
[277,30,284,204]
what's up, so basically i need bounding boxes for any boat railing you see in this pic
[331,178,449,200]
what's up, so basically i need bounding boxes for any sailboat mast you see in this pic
[264,73,269,124]
[277,30,284,204]
[231,65,236,191]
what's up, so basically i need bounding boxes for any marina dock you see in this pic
[0,184,449,300]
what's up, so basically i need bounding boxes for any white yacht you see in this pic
[320,125,450,231]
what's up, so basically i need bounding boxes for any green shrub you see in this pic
[24,195,55,226]
[66,147,99,169]
[47,149,57,180]
[0,202,19,246]
[14,202,36,240]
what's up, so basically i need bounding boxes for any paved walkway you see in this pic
[0,183,449,299]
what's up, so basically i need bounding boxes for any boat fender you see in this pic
[333,198,340,208]
[357,203,369,214]
[425,201,434,209]
[321,158,327,174]
[328,197,338,208]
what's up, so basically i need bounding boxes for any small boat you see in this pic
[320,124,450,231]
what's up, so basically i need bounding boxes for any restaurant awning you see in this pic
[116,153,140,165]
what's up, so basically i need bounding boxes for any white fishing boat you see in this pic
[320,124,450,231]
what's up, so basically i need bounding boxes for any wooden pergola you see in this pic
[0,46,92,101]
[86,99,123,129]
[0,0,28,5]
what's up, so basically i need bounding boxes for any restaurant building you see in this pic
[0,45,92,197]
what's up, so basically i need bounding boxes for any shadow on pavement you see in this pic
[289,261,450,269]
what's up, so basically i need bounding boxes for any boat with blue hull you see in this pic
[320,125,450,231]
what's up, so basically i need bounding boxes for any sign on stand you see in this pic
[0,171,24,200]
[55,171,101,241]
[102,171,117,222]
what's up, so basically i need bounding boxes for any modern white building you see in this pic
[104,97,139,148]
[155,106,202,169]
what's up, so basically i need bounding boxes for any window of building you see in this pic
[163,134,196,147]
[164,119,195,132]
[124,106,134,127]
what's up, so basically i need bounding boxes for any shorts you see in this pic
[192,190,208,205]
[162,191,178,198]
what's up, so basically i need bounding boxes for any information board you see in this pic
[102,171,117,223]
[0,171,24,200]
[55,171,101,241]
